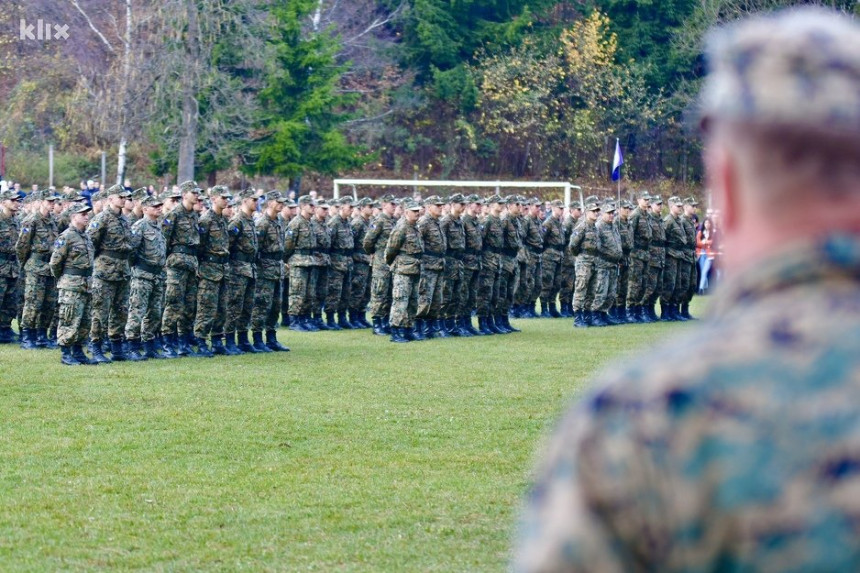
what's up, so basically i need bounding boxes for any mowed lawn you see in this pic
[0,300,706,571]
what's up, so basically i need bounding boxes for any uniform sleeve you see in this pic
[384,225,404,266]
[363,220,382,254]
[49,235,68,278]
[15,217,33,263]
[86,213,105,249]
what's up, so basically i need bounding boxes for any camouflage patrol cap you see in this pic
[235,188,256,201]
[131,187,149,201]
[338,196,354,206]
[379,193,397,204]
[651,195,663,205]
[297,194,315,206]
[466,194,482,204]
[263,190,282,203]
[584,195,600,205]
[106,184,131,198]
[0,189,20,201]
[585,199,601,212]
[178,180,202,194]
[699,8,860,136]
[529,197,542,206]
[549,199,564,209]
[486,194,506,205]
[448,193,466,204]
[637,190,651,200]
[668,195,683,206]
[423,195,446,206]
[141,195,163,208]
[210,185,233,198]
[684,196,700,206]
[601,202,617,213]
[403,199,422,211]
[568,200,582,210]
[70,203,92,215]
[620,199,634,209]
[41,191,60,202]
[160,188,182,200]
[316,199,330,209]
[505,195,523,205]
[356,197,373,207]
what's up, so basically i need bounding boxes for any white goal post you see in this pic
[333,179,583,207]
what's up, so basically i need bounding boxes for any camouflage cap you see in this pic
[41,191,60,202]
[486,194,506,205]
[70,203,92,215]
[423,195,446,206]
[0,189,20,201]
[106,184,131,198]
[141,195,163,208]
[235,188,256,201]
[178,180,202,194]
[448,193,466,204]
[584,195,600,205]
[651,195,664,205]
[131,187,149,201]
[263,190,282,203]
[668,195,683,206]
[466,194,482,204]
[585,200,601,212]
[699,8,860,135]
[356,197,374,207]
[210,185,233,198]
[338,196,354,206]
[620,199,634,209]
[160,189,182,200]
[316,199,330,209]
[297,194,315,206]
[568,200,582,210]
[403,199,422,211]
[505,195,522,205]
[529,197,542,206]
[549,199,564,209]
[637,190,652,200]
[601,202,617,213]
[379,193,397,204]
[684,196,700,206]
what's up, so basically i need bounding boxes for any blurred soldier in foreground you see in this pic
[516,8,860,572]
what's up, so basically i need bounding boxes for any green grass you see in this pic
[0,299,707,571]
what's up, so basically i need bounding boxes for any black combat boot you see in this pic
[477,316,493,335]
[144,339,166,359]
[445,318,459,337]
[72,343,98,365]
[88,340,112,363]
[590,311,609,327]
[539,299,550,318]
[455,317,473,337]
[19,328,38,350]
[160,333,180,358]
[411,321,427,341]
[210,336,228,356]
[324,311,340,330]
[573,310,588,328]
[381,317,391,335]
[503,315,521,332]
[238,331,260,353]
[560,302,573,318]
[660,302,674,322]
[125,339,147,361]
[390,327,409,343]
[34,328,49,348]
[434,319,450,338]
[61,346,81,365]
[289,315,307,332]
[680,303,695,321]
[265,330,289,352]
[224,332,243,355]
[548,302,561,318]
[281,314,291,328]
[0,326,15,343]
[195,337,215,358]
[347,309,364,329]
[337,310,352,329]
[251,331,273,353]
[487,315,506,334]
[372,317,385,336]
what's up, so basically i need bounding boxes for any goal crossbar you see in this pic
[333,178,583,206]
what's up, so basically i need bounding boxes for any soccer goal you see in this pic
[332,178,583,207]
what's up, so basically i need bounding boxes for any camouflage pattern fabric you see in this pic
[516,234,860,572]
[594,219,622,312]
[252,213,285,332]
[558,215,579,307]
[416,214,446,320]
[50,226,94,346]
[161,203,200,336]
[125,276,163,342]
[0,211,19,329]
[288,266,315,317]
[226,209,258,332]
[250,277,280,332]
[364,213,395,319]
[461,212,483,315]
[193,209,230,339]
[476,214,503,317]
[642,212,666,305]
[569,218,598,312]
[681,214,699,304]
[614,214,632,309]
[56,289,91,347]
[385,216,423,327]
[660,213,687,305]
[89,278,130,342]
[326,213,354,312]
[389,273,419,328]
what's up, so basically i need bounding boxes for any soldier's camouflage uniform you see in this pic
[349,213,372,316]
[497,212,522,315]
[558,215,578,309]
[569,218,598,312]
[416,213,446,321]
[440,212,466,320]
[161,203,200,338]
[364,212,395,320]
[16,211,58,333]
[87,206,133,343]
[251,212,285,333]
[310,216,331,315]
[660,212,687,306]
[49,225,94,347]
[461,212,483,316]
[226,209,258,335]
[194,208,230,340]
[284,213,317,318]
[0,208,20,333]
[680,213,698,305]
[613,212,633,311]
[519,212,544,309]
[643,211,666,306]
[125,216,166,343]
[594,218,623,312]
[626,206,652,308]
[326,212,354,314]
[385,217,423,328]
[476,213,503,318]
[540,214,564,308]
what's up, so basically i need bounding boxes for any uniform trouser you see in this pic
[325,259,353,312]
[194,275,229,339]
[281,272,290,321]
[539,255,562,303]
[660,256,681,305]
[572,257,596,312]
[90,277,130,342]
[21,273,56,330]
[15,273,24,326]
[496,261,518,314]
[251,277,281,332]
[644,264,664,305]
[523,255,541,306]
[463,266,480,316]
[389,273,419,328]
[676,259,692,305]
[416,268,444,319]
[348,262,371,311]
[125,276,163,342]
[226,274,255,333]
[369,265,393,318]
[594,264,618,312]
[442,259,465,319]
[162,266,198,336]
[56,289,91,347]
[0,275,18,328]
[626,255,648,307]
[558,262,576,307]
[615,257,629,308]
[682,258,697,304]
[288,265,314,316]
[311,266,328,313]
[476,259,500,317]
[515,258,530,306]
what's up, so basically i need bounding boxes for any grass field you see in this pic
[0,301,706,571]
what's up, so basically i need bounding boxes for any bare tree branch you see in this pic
[70,0,116,54]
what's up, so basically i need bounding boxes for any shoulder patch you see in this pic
[54,237,65,248]
[163,219,171,226]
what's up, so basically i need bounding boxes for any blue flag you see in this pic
[611,138,624,181]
